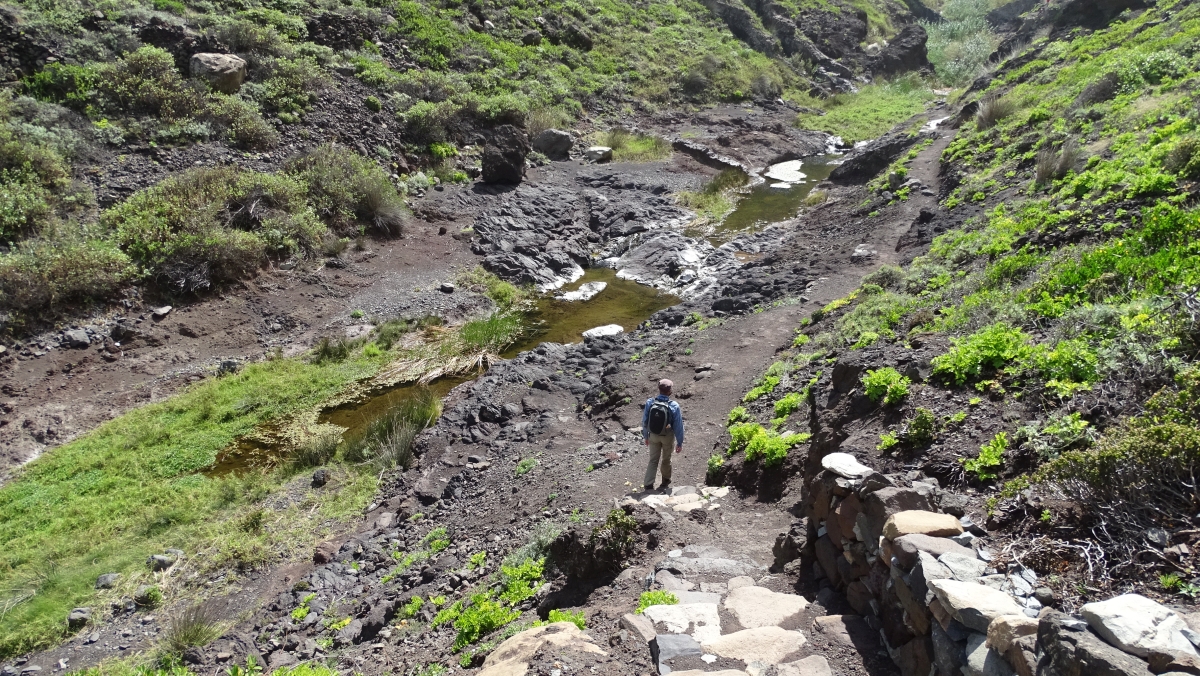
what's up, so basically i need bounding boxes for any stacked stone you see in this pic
[793,451,1200,676]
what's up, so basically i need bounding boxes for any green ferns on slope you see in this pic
[783,0,1200,580]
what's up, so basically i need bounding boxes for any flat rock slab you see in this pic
[643,603,722,643]
[821,452,872,478]
[702,626,807,665]
[812,615,877,649]
[884,511,964,540]
[658,557,764,578]
[621,613,657,645]
[728,576,756,590]
[652,633,702,674]
[676,591,723,605]
[929,579,1025,633]
[777,655,833,676]
[724,586,808,629]
[1082,593,1198,658]
[479,622,606,676]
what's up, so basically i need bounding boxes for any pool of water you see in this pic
[501,268,679,358]
[703,155,838,245]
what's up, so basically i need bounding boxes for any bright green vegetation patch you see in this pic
[678,168,750,224]
[0,350,392,657]
[635,590,678,614]
[793,75,935,143]
[598,129,673,162]
[861,367,910,405]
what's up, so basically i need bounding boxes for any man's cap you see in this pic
[658,379,673,392]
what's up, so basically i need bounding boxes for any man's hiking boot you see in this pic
[643,484,654,492]
[659,480,671,492]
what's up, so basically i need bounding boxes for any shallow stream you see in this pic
[701,155,838,245]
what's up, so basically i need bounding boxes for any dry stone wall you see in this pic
[780,451,1200,676]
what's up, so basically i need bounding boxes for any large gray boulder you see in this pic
[1081,594,1198,658]
[481,125,531,184]
[190,53,247,94]
[1038,610,1154,676]
[532,128,573,160]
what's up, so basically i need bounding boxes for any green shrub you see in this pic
[514,457,536,476]
[96,46,203,121]
[460,312,522,353]
[1165,136,1200,180]
[862,367,910,405]
[104,166,325,292]
[906,407,937,446]
[24,63,96,110]
[453,593,519,650]
[932,323,1030,385]
[364,96,382,112]
[773,392,803,419]
[499,558,544,605]
[400,597,424,619]
[205,94,278,150]
[547,609,586,629]
[744,375,781,402]
[744,430,809,467]
[727,406,751,426]
[728,422,765,454]
[285,144,407,236]
[962,431,1006,480]
[0,237,134,312]
[399,100,460,144]
[430,142,458,159]
[255,57,329,118]
[635,590,678,614]
[706,453,724,478]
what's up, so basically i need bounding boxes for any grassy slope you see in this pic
[728,0,1200,584]
[0,353,386,657]
[0,270,528,658]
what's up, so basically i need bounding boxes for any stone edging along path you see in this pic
[471,457,1200,676]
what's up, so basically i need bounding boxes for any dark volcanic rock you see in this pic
[533,128,574,160]
[830,130,927,183]
[482,125,531,184]
[869,24,931,77]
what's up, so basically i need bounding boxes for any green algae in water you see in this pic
[502,268,679,358]
[707,156,838,245]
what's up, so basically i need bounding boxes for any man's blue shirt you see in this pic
[642,394,684,447]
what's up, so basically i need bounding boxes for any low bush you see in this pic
[728,422,765,454]
[285,144,408,236]
[453,593,519,650]
[96,46,205,122]
[726,406,751,426]
[342,387,441,470]
[161,603,226,656]
[962,431,1006,480]
[975,95,1016,130]
[862,367,911,405]
[931,323,1030,385]
[0,237,134,313]
[773,392,803,418]
[526,107,573,137]
[1164,136,1200,180]
[105,166,325,292]
[744,429,807,466]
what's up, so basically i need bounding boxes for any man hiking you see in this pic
[642,378,684,491]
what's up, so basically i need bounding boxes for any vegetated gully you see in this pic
[212,154,837,474]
